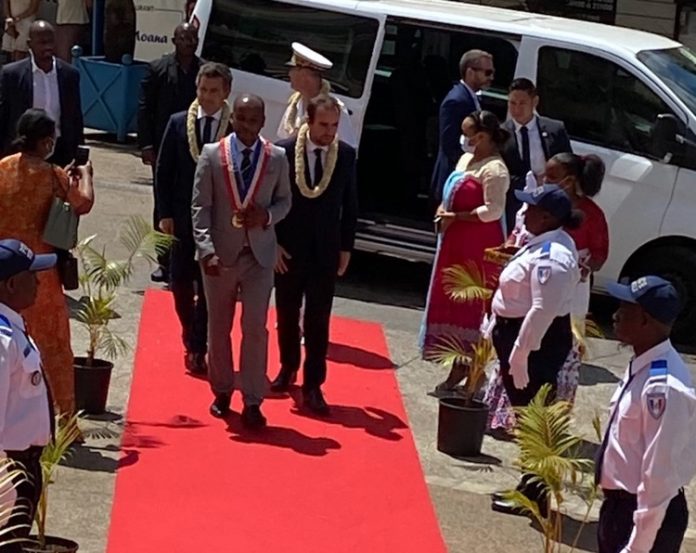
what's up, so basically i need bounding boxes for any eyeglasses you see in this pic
[470,67,495,77]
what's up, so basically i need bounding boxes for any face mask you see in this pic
[459,135,476,153]
[44,138,55,160]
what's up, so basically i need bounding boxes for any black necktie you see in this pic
[520,125,531,172]
[594,364,636,486]
[241,148,252,193]
[313,148,323,188]
[202,116,214,145]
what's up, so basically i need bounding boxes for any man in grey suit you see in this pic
[192,94,292,429]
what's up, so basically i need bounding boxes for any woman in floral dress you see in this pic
[485,153,607,432]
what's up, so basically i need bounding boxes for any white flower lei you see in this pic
[294,123,338,199]
[186,99,232,161]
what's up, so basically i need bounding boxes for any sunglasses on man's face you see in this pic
[471,67,495,77]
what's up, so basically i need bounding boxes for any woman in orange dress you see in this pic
[0,109,94,413]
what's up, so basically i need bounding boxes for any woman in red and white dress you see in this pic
[420,111,510,395]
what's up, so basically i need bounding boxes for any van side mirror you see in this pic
[652,114,683,161]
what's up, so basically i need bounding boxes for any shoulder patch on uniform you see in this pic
[537,266,552,284]
[647,391,667,419]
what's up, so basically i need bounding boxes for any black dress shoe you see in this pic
[209,393,231,418]
[241,405,267,429]
[491,491,511,502]
[150,266,168,283]
[270,368,297,392]
[491,497,549,518]
[303,388,330,415]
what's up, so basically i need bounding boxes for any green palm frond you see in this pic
[98,326,129,360]
[442,262,493,303]
[0,458,27,545]
[119,215,174,265]
[425,335,472,367]
[585,318,603,339]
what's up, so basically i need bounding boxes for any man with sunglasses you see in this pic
[430,49,494,206]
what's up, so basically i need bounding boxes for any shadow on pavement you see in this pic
[61,443,119,473]
[531,514,599,552]
[579,363,620,386]
[327,342,394,370]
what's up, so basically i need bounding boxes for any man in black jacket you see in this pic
[0,20,83,166]
[500,77,572,233]
[138,22,203,283]
[155,62,232,375]
[272,94,358,415]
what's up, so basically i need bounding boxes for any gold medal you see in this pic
[231,213,244,228]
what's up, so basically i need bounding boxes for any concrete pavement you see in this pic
[45,135,696,553]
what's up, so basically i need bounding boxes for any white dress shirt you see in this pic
[513,117,546,178]
[600,339,696,553]
[31,55,62,137]
[277,97,357,148]
[492,228,579,360]
[0,303,51,452]
[197,106,222,143]
[306,137,328,184]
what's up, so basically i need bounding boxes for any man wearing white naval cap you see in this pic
[276,42,357,148]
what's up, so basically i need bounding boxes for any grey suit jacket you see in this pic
[191,139,292,269]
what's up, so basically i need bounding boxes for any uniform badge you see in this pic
[631,277,649,294]
[537,266,552,284]
[31,371,42,386]
[647,392,666,419]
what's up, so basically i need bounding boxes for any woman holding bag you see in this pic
[0,108,93,413]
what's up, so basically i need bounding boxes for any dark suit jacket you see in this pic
[0,58,83,166]
[430,82,479,205]
[500,116,572,233]
[137,53,203,153]
[155,111,231,240]
[276,138,358,271]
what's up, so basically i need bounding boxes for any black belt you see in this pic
[5,445,44,462]
[603,488,684,500]
[495,315,524,325]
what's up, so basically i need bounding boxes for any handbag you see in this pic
[43,168,79,251]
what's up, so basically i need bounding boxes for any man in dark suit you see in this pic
[430,49,494,206]
[0,20,83,166]
[501,77,572,233]
[272,94,358,415]
[138,22,203,283]
[156,62,232,376]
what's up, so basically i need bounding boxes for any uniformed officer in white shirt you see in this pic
[276,42,357,149]
[0,239,56,552]
[490,184,582,515]
[596,275,696,553]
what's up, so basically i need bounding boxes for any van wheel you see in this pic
[623,245,696,345]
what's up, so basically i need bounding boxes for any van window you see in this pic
[358,18,518,225]
[537,46,675,159]
[201,0,379,98]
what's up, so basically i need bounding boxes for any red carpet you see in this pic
[105,289,446,552]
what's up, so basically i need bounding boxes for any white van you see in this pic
[191,0,696,341]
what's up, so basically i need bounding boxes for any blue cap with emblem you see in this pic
[514,184,572,222]
[0,239,57,281]
[607,275,682,325]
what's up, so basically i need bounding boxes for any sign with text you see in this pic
[134,0,185,61]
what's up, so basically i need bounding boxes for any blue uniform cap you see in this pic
[0,239,57,281]
[607,275,682,325]
[514,184,572,222]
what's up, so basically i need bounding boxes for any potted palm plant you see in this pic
[505,384,600,553]
[73,215,173,414]
[426,260,497,457]
[22,413,84,553]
